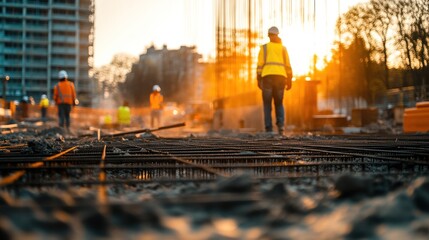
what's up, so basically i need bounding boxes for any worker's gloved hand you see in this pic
[285,77,292,90]
[257,75,262,90]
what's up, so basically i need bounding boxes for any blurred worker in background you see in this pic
[28,96,35,105]
[53,70,76,132]
[103,114,112,128]
[39,94,49,123]
[17,96,29,121]
[256,26,293,135]
[150,85,163,128]
[117,100,131,128]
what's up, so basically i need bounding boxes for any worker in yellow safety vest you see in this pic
[39,94,49,123]
[256,26,293,135]
[150,85,163,128]
[117,101,131,128]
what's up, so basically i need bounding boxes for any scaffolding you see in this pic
[214,0,328,99]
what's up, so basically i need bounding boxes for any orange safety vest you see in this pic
[53,80,76,105]
[150,92,163,110]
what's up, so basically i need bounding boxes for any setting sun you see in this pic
[281,28,323,76]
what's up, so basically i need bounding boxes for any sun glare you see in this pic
[246,25,334,77]
[282,29,318,76]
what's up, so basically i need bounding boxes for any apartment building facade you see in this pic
[0,0,94,106]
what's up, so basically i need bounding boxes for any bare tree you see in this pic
[331,0,429,106]
[370,0,394,89]
[336,4,378,105]
[391,0,413,70]
[410,0,429,100]
[94,53,137,104]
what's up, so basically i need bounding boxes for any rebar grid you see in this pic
[0,134,428,187]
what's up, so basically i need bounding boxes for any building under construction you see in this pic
[214,0,323,99]
[213,0,324,130]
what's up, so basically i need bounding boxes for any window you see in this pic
[5,7,23,15]
[53,9,75,16]
[6,0,23,4]
[4,30,22,37]
[5,42,22,49]
[26,19,48,27]
[5,54,22,61]
[27,43,48,51]
[27,0,49,4]
[52,30,75,37]
[27,8,48,16]
[53,0,75,4]
[26,68,47,74]
[53,42,75,48]
[53,19,75,26]
[5,18,22,25]
[5,67,21,72]
[26,32,48,40]
[53,54,75,60]
[26,55,47,64]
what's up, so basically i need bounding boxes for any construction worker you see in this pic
[17,96,29,121]
[53,70,76,131]
[117,100,131,128]
[256,26,293,135]
[150,85,163,128]
[39,94,49,123]
[103,114,112,128]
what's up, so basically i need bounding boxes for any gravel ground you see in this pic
[1,174,428,239]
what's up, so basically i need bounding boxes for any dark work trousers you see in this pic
[41,107,48,122]
[261,75,286,132]
[57,104,72,128]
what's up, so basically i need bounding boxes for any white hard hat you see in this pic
[153,85,161,92]
[268,26,279,35]
[41,94,47,99]
[58,70,68,79]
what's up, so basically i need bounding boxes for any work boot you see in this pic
[278,127,284,136]
[66,127,75,136]
[265,129,275,136]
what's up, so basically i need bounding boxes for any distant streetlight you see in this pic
[2,75,10,108]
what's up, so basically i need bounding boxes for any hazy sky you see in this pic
[94,0,213,67]
[94,0,364,74]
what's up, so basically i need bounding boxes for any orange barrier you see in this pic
[403,101,429,133]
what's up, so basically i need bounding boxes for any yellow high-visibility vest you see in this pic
[39,98,49,108]
[257,42,292,78]
[117,106,131,125]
